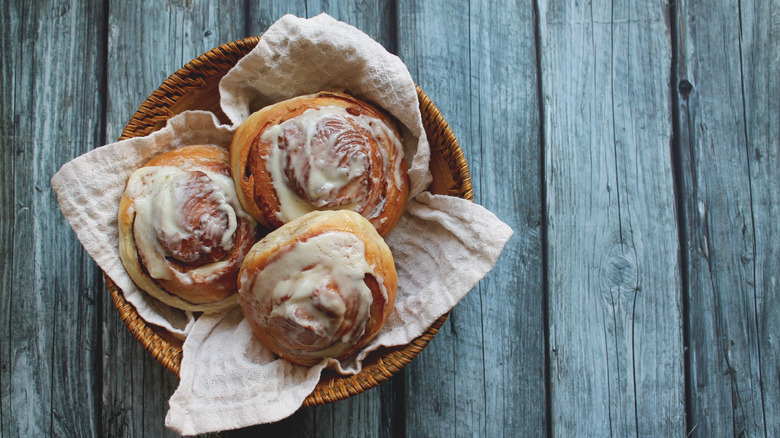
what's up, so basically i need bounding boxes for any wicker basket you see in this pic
[107,36,473,407]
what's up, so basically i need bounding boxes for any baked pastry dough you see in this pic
[238,210,397,366]
[118,145,258,312]
[230,91,409,236]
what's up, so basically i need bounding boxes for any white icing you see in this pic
[126,165,248,282]
[261,105,405,223]
[245,231,382,357]
[367,119,405,189]
[263,124,321,220]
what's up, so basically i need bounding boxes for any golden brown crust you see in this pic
[230,91,410,236]
[118,145,258,312]
[238,210,397,366]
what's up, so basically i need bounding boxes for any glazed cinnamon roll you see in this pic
[118,145,258,312]
[230,92,409,236]
[238,210,397,366]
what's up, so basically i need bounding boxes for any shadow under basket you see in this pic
[107,36,473,407]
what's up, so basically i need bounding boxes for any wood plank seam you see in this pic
[669,1,695,434]
[735,2,769,432]
[532,1,553,437]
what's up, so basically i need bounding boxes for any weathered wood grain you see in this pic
[1,0,105,436]
[742,2,780,434]
[467,1,545,434]
[675,0,780,435]
[247,1,307,41]
[7,1,780,436]
[249,0,395,51]
[103,1,244,436]
[539,0,685,435]
[396,3,470,435]
[398,0,545,435]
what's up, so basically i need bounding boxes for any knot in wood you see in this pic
[678,79,694,96]
[599,243,639,300]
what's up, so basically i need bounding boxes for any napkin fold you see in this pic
[52,12,514,436]
[219,13,432,198]
[166,194,512,435]
[51,111,235,338]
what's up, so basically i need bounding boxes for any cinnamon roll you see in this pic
[238,210,397,366]
[230,92,409,236]
[118,145,258,312]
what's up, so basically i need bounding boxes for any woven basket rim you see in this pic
[108,35,473,407]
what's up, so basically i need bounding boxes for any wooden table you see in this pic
[3,1,778,436]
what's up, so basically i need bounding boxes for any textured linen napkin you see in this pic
[165,14,512,435]
[51,111,235,338]
[219,13,432,198]
[167,193,512,435]
[51,12,514,436]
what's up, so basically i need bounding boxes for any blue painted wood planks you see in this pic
[1,0,778,436]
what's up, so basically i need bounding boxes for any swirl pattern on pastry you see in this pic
[238,210,397,366]
[118,145,258,312]
[230,91,409,236]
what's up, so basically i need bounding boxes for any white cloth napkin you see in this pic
[51,111,236,338]
[165,14,512,434]
[219,13,432,198]
[166,193,512,435]
[51,13,514,436]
